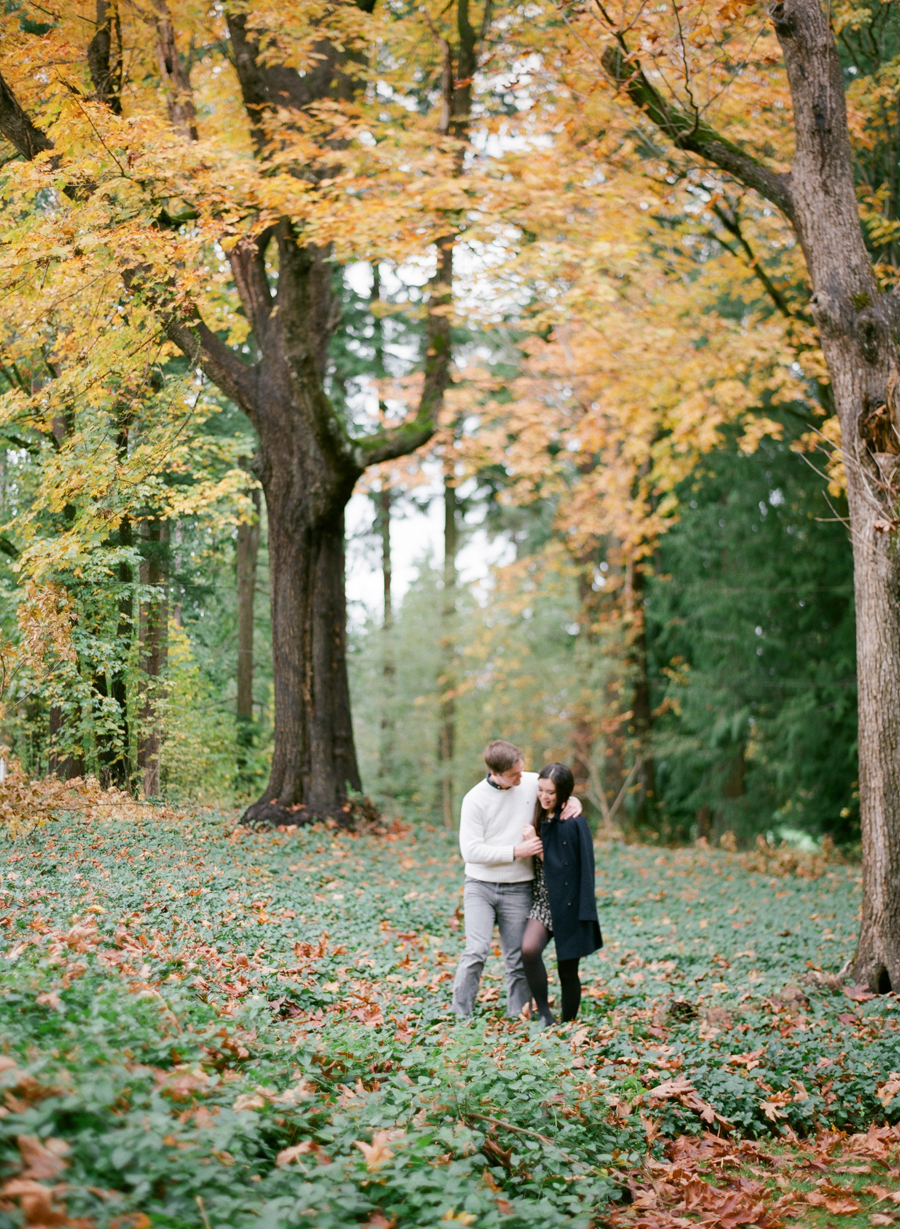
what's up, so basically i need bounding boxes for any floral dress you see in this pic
[529,853,553,930]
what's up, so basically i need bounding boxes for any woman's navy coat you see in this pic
[541,813,602,961]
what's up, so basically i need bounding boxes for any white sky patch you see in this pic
[345,467,516,625]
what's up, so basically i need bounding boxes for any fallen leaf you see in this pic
[876,1073,900,1107]
[275,1141,315,1166]
[2,1178,67,1226]
[17,1135,70,1180]
[355,1130,398,1170]
[806,1191,860,1213]
[759,1090,792,1121]
[232,1092,266,1112]
[648,1076,696,1100]
[845,984,877,1002]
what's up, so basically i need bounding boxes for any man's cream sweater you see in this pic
[458,772,538,883]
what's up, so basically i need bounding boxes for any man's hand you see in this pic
[560,795,583,821]
[514,835,542,859]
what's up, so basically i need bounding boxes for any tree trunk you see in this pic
[236,487,260,724]
[438,472,458,828]
[95,515,132,790]
[152,0,198,140]
[626,556,656,828]
[48,706,84,780]
[769,0,900,991]
[245,483,361,826]
[598,0,900,989]
[378,485,395,784]
[137,518,169,796]
[0,10,462,826]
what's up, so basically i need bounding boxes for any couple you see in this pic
[452,739,602,1026]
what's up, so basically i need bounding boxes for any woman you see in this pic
[521,763,602,1025]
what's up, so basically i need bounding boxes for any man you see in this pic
[451,739,582,1018]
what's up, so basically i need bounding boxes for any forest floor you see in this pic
[0,804,898,1229]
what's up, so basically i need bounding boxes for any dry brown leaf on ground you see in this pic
[2,1178,68,1227]
[648,1076,696,1101]
[16,1135,69,1181]
[876,1074,900,1107]
[805,1191,860,1214]
[759,1090,793,1121]
[275,1141,316,1166]
[355,1130,403,1171]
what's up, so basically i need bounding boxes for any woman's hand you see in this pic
[515,825,542,859]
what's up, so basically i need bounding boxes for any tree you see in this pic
[561,0,899,988]
[0,0,491,824]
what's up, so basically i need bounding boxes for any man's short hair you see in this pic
[483,740,524,774]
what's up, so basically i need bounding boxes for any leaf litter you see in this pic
[0,803,896,1227]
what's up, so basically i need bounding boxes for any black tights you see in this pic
[521,919,581,1025]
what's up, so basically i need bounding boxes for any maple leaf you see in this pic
[759,1090,792,1121]
[648,1075,696,1100]
[275,1141,316,1166]
[16,1136,69,1181]
[232,1092,267,1112]
[440,1213,476,1225]
[355,1130,401,1170]
[2,1178,68,1227]
[805,1191,860,1214]
[875,1072,900,1107]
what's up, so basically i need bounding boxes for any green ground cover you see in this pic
[0,810,897,1229]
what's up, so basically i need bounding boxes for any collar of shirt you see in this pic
[485,774,509,791]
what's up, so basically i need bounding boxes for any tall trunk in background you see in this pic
[236,487,261,728]
[137,519,169,795]
[438,471,458,829]
[625,556,656,827]
[95,511,132,790]
[371,265,396,786]
[378,485,395,784]
[48,707,84,780]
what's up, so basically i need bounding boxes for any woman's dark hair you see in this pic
[533,762,575,834]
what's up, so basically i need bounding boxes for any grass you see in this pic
[0,805,897,1228]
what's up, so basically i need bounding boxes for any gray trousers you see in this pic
[451,877,533,1017]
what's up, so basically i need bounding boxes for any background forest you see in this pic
[0,0,877,849]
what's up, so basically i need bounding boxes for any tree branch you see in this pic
[710,203,812,324]
[600,45,796,225]
[228,228,277,353]
[161,310,258,418]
